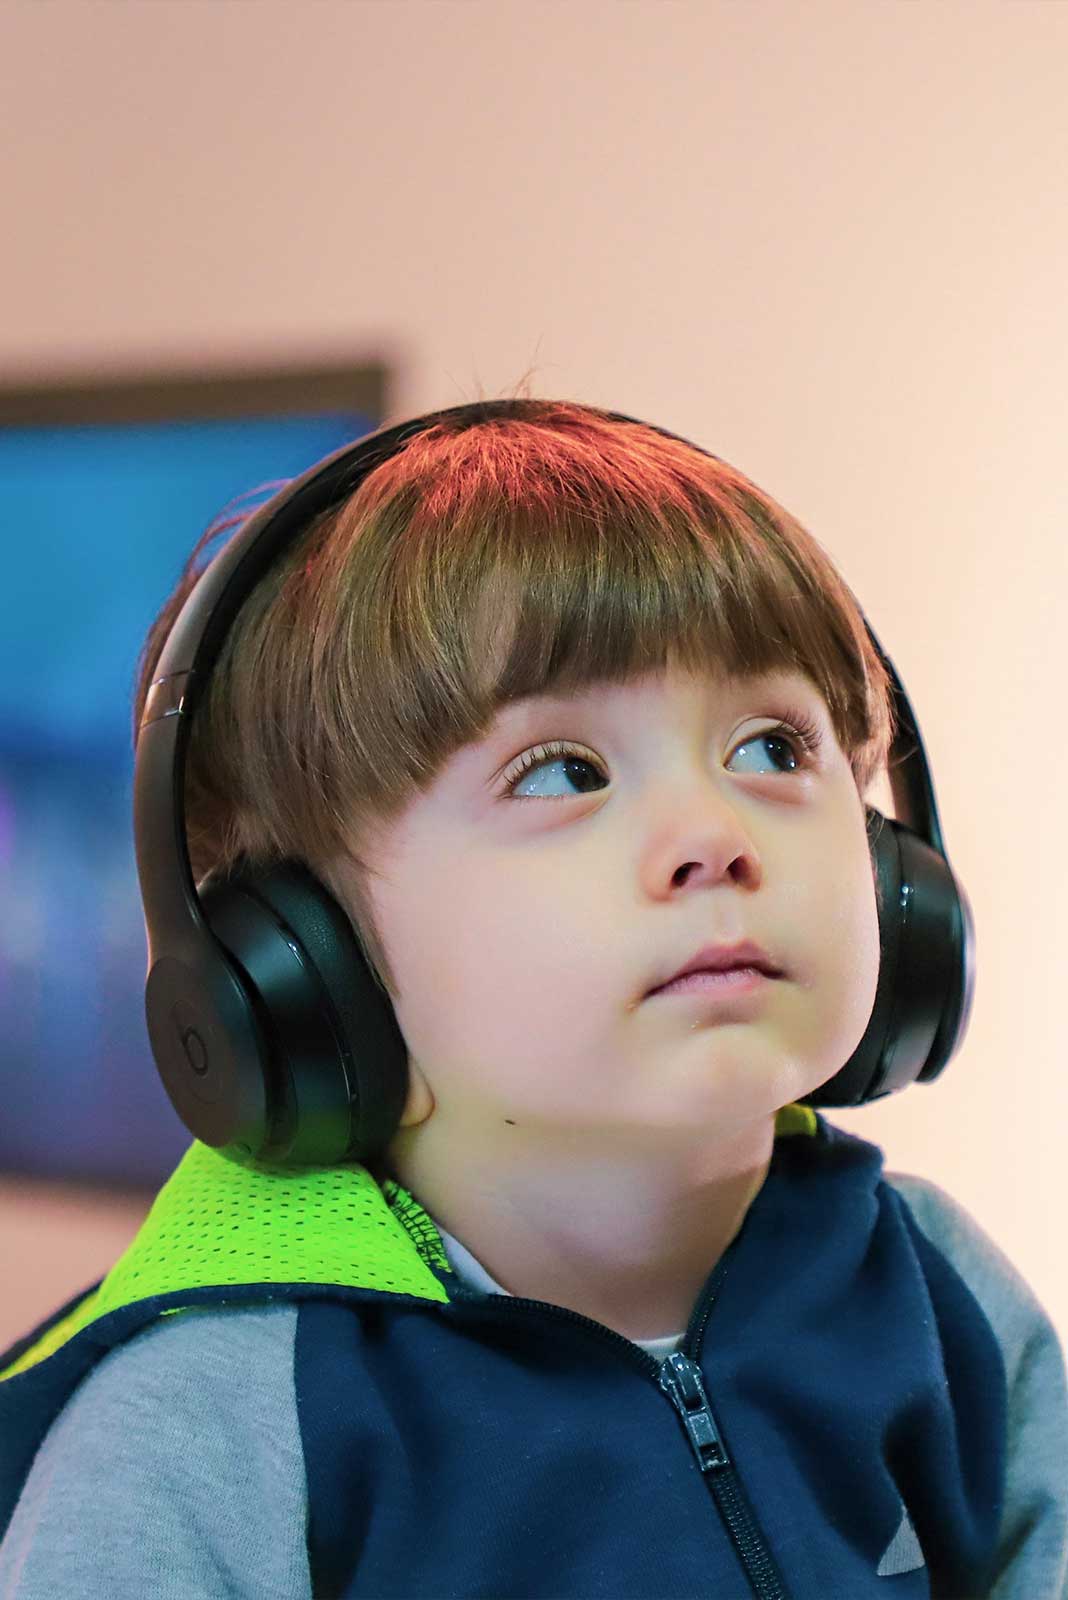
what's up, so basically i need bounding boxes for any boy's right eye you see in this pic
[501,742,607,800]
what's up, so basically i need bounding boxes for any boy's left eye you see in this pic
[500,719,823,801]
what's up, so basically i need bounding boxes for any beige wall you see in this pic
[1,0,1065,1350]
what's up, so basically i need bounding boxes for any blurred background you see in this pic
[1,0,1065,1350]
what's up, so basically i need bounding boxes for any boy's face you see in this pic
[358,664,881,1164]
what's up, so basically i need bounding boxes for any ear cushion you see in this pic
[197,857,410,1166]
[877,816,975,1089]
[804,805,970,1107]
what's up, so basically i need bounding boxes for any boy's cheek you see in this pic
[829,864,883,1040]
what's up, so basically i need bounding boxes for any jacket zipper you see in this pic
[445,1271,791,1600]
[657,1350,789,1600]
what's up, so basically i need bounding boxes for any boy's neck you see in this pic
[382,1114,776,1343]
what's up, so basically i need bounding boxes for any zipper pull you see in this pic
[658,1352,731,1472]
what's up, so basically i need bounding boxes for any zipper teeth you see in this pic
[715,1477,790,1600]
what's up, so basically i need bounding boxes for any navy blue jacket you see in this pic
[1,1106,1065,1598]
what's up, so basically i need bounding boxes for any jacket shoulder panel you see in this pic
[0,1301,311,1599]
[885,1171,1068,1600]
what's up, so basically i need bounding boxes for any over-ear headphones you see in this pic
[133,400,976,1169]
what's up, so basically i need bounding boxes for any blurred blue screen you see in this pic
[0,409,376,1188]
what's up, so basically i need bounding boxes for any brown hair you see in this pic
[132,389,897,1004]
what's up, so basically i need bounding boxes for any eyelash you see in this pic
[500,708,826,800]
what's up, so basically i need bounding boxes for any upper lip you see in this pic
[647,939,783,994]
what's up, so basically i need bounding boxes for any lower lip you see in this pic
[649,966,775,999]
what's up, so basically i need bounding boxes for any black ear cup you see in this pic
[190,858,410,1166]
[802,805,976,1108]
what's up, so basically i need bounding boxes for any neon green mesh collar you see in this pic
[1,1103,817,1382]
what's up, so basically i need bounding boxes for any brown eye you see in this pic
[502,742,607,800]
[728,727,809,776]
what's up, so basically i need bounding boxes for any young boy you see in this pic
[1,397,1065,1599]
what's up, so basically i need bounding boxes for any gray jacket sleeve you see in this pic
[887,1172,1068,1600]
[0,1301,310,1600]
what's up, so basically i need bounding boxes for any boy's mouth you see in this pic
[645,938,782,997]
